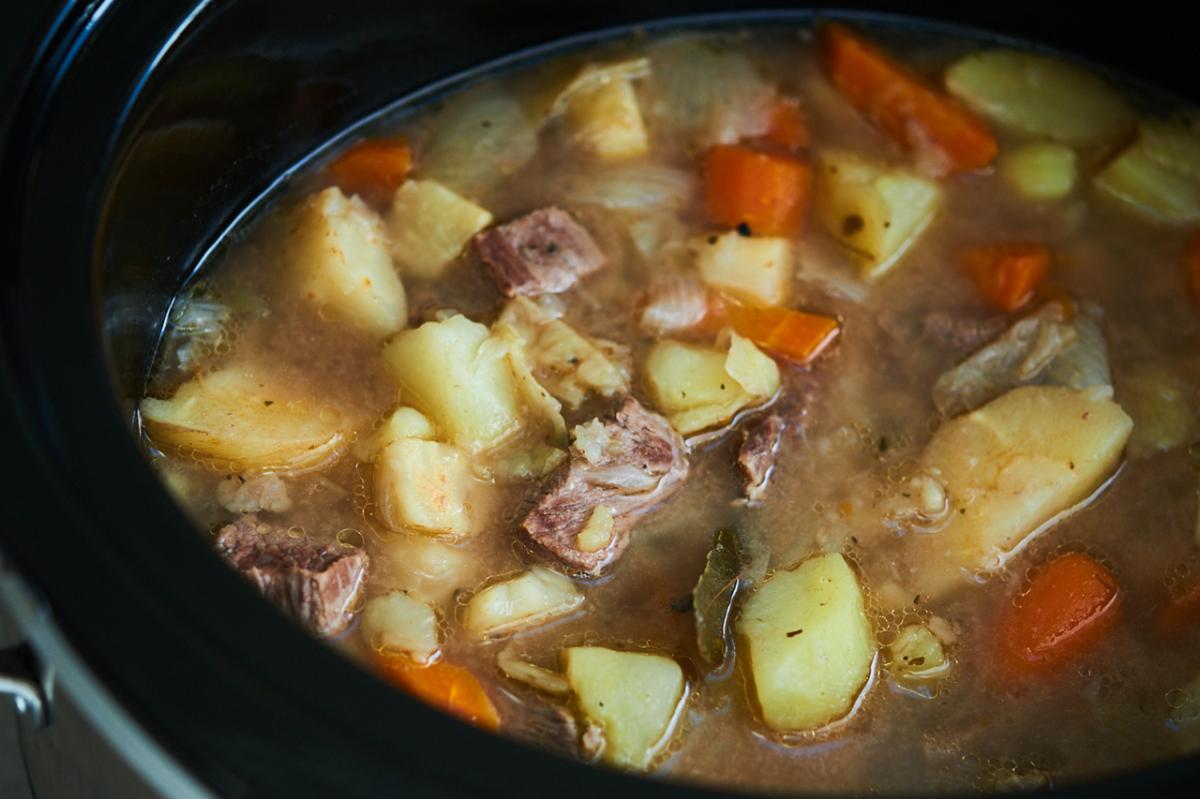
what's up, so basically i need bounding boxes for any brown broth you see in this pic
[141,24,1200,795]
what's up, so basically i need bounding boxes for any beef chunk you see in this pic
[214,515,368,636]
[522,398,688,575]
[474,207,606,297]
[737,413,785,503]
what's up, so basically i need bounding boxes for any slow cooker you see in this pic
[1,2,1197,796]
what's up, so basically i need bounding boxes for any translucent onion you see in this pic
[646,35,774,146]
[419,89,537,196]
[1045,303,1112,394]
[546,57,652,119]
[557,162,695,210]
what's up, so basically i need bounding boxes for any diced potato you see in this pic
[374,438,477,536]
[725,332,780,398]
[909,386,1133,596]
[643,334,779,434]
[288,187,408,336]
[1118,364,1196,460]
[465,566,583,637]
[497,297,631,409]
[375,534,467,606]
[887,624,949,680]
[1139,118,1200,180]
[1000,142,1078,201]
[489,443,568,481]
[360,591,440,663]
[690,231,794,307]
[352,407,436,462]
[386,179,493,279]
[816,151,940,281]
[737,553,876,732]
[577,506,615,553]
[140,365,344,474]
[944,50,1136,148]
[565,79,650,160]
[1095,126,1200,224]
[383,315,524,453]
[564,647,685,770]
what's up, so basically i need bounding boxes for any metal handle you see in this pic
[0,643,49,728]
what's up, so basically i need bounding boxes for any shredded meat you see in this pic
[521,397,688,575]
[737,413,785,503]
[932,302,1077,416]
[214,515,368,636]
[216,473,292,514]
[474,207,606,297]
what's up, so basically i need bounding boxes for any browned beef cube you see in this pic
[214,515,368,637]
[737,413,785,504]
[474,207,606,297]
[522,397,688,575]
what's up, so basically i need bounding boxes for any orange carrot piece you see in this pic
[761,96,810,152]
[724,301,840,365]
[995,552,1120,680]
[819,23,997,174]
[1155,577,1200,640]
[705,144,812,236]
[963,242,1051,313]
[377,655,500,731]
[329,138,413,206]
[1186,230,1200,303]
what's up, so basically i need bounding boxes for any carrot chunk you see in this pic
[819,23,997,174]
[705,144,812,236]
[377,655,500,731]
[724,301,840,365]
[761,96,810,153]
[963,242,1051,312]
[1186,230,1200,303]
[995,552,1120,680]
[329,138,413,206]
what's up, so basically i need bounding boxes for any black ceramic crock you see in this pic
[1,2,1198,796]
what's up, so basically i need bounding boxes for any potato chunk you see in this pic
[1000,142,1078,201]
[816,150,940,281]
[1095,121,1200,224]
[944,50,1135,148]
[386,179,493,279]
[288,187,408,336]
[496,297,630,409]
[374,438,477,536]
[465,566,583,637]
[644,333,779,434]
[737,553,875,732]
[383,314,523,453]
[140,365,344,474]
[352,407,437,462]
[360,591,440,663]
[564,647,685,770]
[566,79,650,160]
[375,534,467,606]
[910,386,1132,595]
[691,231,794,306]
